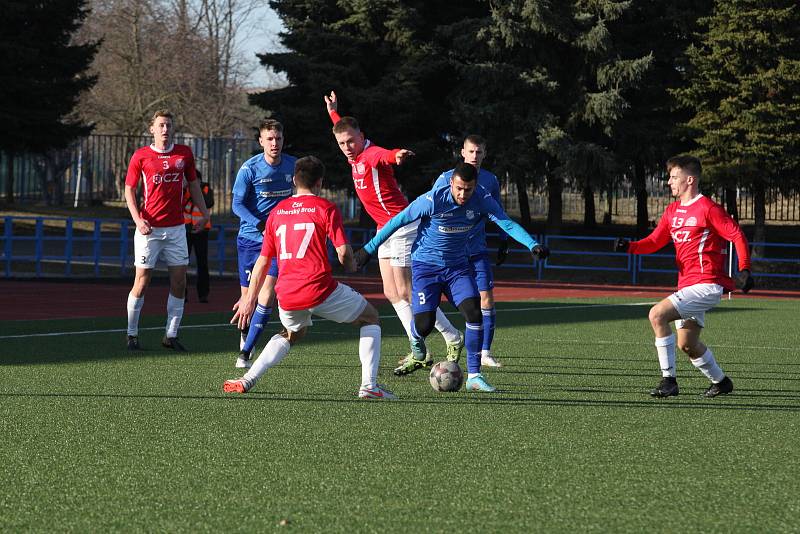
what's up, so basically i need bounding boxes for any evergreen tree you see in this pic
[0,0,98,203]
[610,0,712,234]
[673,0,800,245]
[250,0,486,202]
[485,1,653,230]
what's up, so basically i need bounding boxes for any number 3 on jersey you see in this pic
[275,223,315,259]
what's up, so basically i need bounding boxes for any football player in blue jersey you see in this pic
[432,135,508,368]
[355,162,549,392]
[230,119,297,369]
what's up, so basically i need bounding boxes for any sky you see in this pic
[239,4,286,89]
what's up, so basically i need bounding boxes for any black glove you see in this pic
[496,240,509,266]
[614,238,630,253]
[354,248,372,270]
[256,220,266,233]
[735,269,754,293]
[531,244,549,261]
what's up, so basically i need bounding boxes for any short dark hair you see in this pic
[452,161,477,183]
[259,119,284,134]
[666,155,702,178]
[332,116,360,134]
[464,134,486,148]
[294,156,325,188]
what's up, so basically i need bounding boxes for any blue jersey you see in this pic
[232,153,297,243]
[434,168,507,257]
[363,181,538,267]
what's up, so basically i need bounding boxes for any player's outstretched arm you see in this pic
[324,91,341,124]
[395,149,415,166]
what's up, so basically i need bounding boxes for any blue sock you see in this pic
[242,304,271,354]
[481,308,495,352]
[465,321,483,374]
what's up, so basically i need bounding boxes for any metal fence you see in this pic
[3,216,798,285]
[2,134,800,223]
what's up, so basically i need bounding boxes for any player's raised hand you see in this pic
[496,240,509,266]
[735,269,754,293]
[614,238,630,252]
[531,244,549,261]
[354,248,372,270]
[395,149,415,165]
[324,91,338,113]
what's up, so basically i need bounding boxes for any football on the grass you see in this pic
[429,361,464,392]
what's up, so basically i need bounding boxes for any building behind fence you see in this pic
[2,134,799,223]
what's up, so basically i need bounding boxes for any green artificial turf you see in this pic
[1,297,799,532]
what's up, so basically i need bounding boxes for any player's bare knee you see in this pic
[356,302,380,326]
[648,306,668,327]
[281,327,305,345]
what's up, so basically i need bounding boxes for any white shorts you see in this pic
[668,283,723,329]
[278,282,368,332]
[134,224,188,269]
[377,220,419,267]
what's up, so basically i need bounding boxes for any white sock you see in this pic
[435,307,461,344]
[359,324,382,389]
[391,300,414,338]
[243,334,291,387]
[126,293,144,336]
[691,348,725,383]
[481,349,491,357]
[165,293,184,338]
[655,334,676,377]
[468,372,480,379]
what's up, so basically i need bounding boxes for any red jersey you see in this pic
[125,144,197,227]
[629,195,751,291]
[329,110,409,228]
[261,194,348,310]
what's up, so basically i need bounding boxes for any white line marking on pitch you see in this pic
[0,302,654,340]
[2,301,797,352]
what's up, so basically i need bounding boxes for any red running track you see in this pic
[1,276,796,322]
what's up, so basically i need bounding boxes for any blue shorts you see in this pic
[237,236,278,287]
[411,260,479,314]
[470,253,494,292]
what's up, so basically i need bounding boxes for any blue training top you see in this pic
[363,181,538,267]
[433,167,507,257]
[232,152,297,243]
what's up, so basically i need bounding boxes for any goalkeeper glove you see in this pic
[735,269,754,294]
[531,244,549,261]
[354,248,372,270]
[496,240,509,266]
[614,238,630,252]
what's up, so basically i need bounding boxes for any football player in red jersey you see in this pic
[323,90,464,365]
[615,155,754,398]
[225,156,395,399]
[124,110,209,352]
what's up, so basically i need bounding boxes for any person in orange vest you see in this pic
[184,171,214,302]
